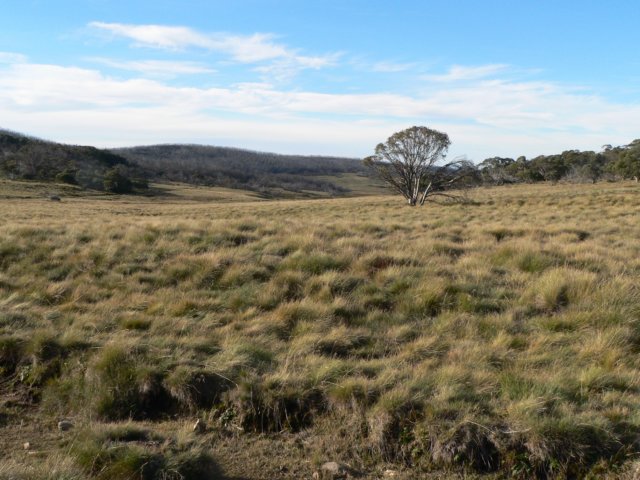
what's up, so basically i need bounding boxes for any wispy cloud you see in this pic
[0,52,27,64]
[88,21,338,74]
[253,52,342,83]
[371,61,416,73]
[423,64,508,82]
[89,22,217,51]
[88,57,215,76]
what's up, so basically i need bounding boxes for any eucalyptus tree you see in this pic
[363,126,476,206]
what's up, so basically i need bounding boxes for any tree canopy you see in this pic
[363,126,476,206]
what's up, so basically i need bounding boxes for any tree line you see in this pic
[365,126,640,206]
[478,140,640,185]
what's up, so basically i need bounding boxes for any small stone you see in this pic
[383,469,399,477]
[57,420,74,431]
[319,461,350,480]
[192,419,206,434]
[23,442,30,450]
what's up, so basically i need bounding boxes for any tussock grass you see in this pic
[2,181,640,477]
[70,424,221,480]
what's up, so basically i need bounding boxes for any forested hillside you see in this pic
[0,129,371,196]
[112,144,366,195]
[0,130,147,193]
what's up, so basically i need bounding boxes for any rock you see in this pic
[317,461,350,479]
[192,418,206,434]
[23,442,30,450]
[57,420,73,431]
[49,195,61,202]
[383,469,399,477]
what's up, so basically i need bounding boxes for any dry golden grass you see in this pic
[1,180,640,478]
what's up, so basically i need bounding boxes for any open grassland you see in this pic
[0,179,264,202]
[1,181,640,479]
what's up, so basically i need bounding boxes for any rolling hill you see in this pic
[112,144,371,196]
[0,129,384,197]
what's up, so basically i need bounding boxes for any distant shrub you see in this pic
[55,168,78,185]
[103,167,133,193]
[131,177,149,189]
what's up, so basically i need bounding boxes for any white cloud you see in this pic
[0,52,27,64]
[88,57,215,76]
[423,64,508,82]
[1,58,639,159]
[89,22,215,50]
[253,52,341,82]
[88,22,336,72]
[371,61,416,73]
[212,33,290,63]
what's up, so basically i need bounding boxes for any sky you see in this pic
[1,0,640,161]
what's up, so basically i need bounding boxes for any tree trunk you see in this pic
[419,182,432,206]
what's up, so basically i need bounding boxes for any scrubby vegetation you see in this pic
[1,181,640,478]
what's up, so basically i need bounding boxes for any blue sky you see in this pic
[1,0,640,160]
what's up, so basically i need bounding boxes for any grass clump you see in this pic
[226,379,324,432]
[327,377,377,406]
[119,316,152,331]
[164,366,232,411]
[256,271,306,310]
[522,267,596,312]
[281,251,348,275]
[88,346,170,420]
[0,336,25,377]
[315,327,372,358]
[72,427,221,480]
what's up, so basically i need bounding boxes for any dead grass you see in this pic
[1,180,640,478]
